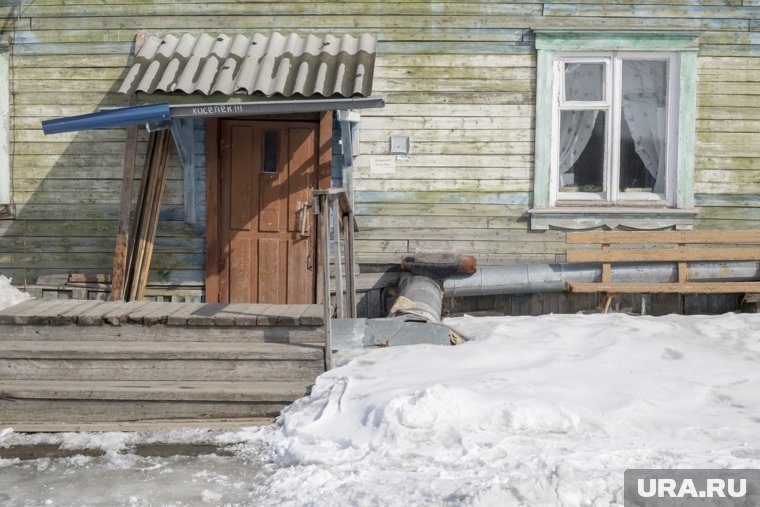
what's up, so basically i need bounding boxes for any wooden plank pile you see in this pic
[111,129,174,301]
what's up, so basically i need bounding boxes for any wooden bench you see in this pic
[564,230,760,294]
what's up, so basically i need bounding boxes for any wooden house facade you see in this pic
[1,1,759,315]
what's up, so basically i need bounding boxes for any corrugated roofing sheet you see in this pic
[118,32,376,98]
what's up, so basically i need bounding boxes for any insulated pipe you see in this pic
[388,272,444,323]
[443,262,760,297]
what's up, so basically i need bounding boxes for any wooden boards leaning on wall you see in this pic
[110,128,173,301]
[109,111,139,301]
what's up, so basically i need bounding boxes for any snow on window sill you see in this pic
[528,207,697,231]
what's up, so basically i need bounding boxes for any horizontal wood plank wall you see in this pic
[1,2,759,293]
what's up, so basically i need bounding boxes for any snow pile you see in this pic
[0,275,31,311]
[239,312,760,505]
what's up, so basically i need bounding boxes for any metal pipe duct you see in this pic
[389,272,444,323]
[444,262,760,297]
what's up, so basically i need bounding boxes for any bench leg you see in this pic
[603,295,614,314]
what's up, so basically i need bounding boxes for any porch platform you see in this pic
[0,299,325,327]
[0,299,326,432]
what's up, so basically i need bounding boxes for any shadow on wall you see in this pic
[0,34,205,299]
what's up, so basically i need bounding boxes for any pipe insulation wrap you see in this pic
[443,262,760,297]
[389,272,444,323]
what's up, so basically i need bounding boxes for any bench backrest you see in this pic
[565,230,760,263]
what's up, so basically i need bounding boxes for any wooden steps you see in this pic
[0,340,324,361]
[0,323,324,343]
[0,380,308,424]
[0,380,312,402]
[0,300,327,430]
[2,419,277,433]
[0,341,323,382]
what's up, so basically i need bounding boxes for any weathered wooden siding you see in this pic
[354,4,760,265]
[695,54,760,231]
[357,52,540,265]
[2,5,207,289]
[1,1,759,293]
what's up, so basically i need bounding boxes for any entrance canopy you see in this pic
[42,31,382,135]
[35,32,381,306]
[119,31,377,98]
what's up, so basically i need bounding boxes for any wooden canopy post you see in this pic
[342,208,357,318]
[331,196,345,319]
[109,97,139,301]
[316,193,333,370]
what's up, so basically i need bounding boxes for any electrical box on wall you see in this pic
[389,135,411,155]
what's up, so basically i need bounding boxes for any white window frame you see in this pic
[530,31,699,231]
[550,51,679,207]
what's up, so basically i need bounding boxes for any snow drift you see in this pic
[241,312,760,505]
[0,275,30,312]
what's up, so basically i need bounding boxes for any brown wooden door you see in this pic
[216,120,318,304]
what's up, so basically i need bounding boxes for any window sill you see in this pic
[528,207,697,231]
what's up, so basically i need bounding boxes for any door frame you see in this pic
[205,111,333,303]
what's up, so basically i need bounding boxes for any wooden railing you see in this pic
[314,188,358,369]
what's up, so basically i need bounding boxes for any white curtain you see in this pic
[559,64,602,177]
[621,60,668,194]
[559,110,599,177]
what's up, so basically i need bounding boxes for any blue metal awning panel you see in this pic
[40,97,384,135]
[42,102,171,135]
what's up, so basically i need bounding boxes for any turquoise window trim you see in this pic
[534,31,700,52]
[531,31,700,230]
[677,51,697,209]
[533,49,554,209]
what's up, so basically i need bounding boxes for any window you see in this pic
[263,130,279,173]
[531,32,699,230]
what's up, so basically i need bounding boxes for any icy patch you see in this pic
[0,429,273,506]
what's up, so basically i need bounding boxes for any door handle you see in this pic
[299,202,312,237]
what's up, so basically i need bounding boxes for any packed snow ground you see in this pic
[1,280,759,505]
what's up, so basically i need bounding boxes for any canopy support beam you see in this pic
[167,96,385,118]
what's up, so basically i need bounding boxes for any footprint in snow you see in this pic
[661,347,684,360]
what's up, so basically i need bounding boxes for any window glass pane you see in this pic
[559,110,606,193]
[263,131,278,173]
[564,63,605,102]
[619,60,668,194]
